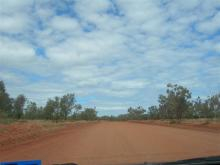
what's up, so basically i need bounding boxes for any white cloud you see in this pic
[0,0,220,115]
[118,0,161,23]
[0,70,27,85]
[197,12,220,34]
[46,30,127,67]
[0,0,33,13]
[0,37,52,76]
[74,0,111,21]
[0,14,31,33]
[111,79,147,90]
[50,16,80,32]
[0,37,35,65]
[0,0,34,33]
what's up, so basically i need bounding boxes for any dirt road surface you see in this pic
[1,121,220,165]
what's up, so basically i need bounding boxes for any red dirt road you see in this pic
[1,121,220,165]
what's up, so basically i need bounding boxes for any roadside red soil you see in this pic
[0,121,68,151]
[1,121,220,165]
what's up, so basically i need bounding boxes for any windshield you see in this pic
[0,0,220,165]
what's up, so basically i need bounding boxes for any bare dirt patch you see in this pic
[1,121,220,165]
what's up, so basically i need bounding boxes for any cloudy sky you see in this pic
[0,0,220,116]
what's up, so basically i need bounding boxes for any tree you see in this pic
[127,106,146,119]
[192,97,210,118]
[14,94,26,119]
[53,96,61,122]
[36,106,44,119]
[44,99,56,120]
[207,94,220,118]
[0,80,12,117]
[72,104,82,119]
[74,104,82,113]
[168,83,191,120]
[60,94,75,120]
[183,101,194,119]
[158,94,170,119]
[117,114,129,121]
[80,108,97,120]
[25,101,38,119]
[148,106,159,119]
[44,97,61,121]
[157,84,191,120]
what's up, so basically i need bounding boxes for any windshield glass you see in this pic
[0,0,220,165]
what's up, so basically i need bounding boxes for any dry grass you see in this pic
[130,118,220,133]
[0,120,96,151]
[0,118,17,124]
[0,120,68,150]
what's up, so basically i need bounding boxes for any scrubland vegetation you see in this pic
[0,80,220,122]
[0,80,96,122]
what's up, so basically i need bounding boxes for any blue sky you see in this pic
[0,0,220,116]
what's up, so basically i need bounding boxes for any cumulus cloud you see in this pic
[0,37,36,66]
[197,12,220,34]
[0,14,30,33]
[0,0,220,115]
[50,16,80,32]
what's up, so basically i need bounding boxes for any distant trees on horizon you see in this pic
[0,80,220,121]
[0,80,97,121]
[146,83,220,120]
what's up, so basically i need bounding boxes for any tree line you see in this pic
[1,80,220,121]
[147,83,220,120]
[0,80,97,121]
[101,83,220,121]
